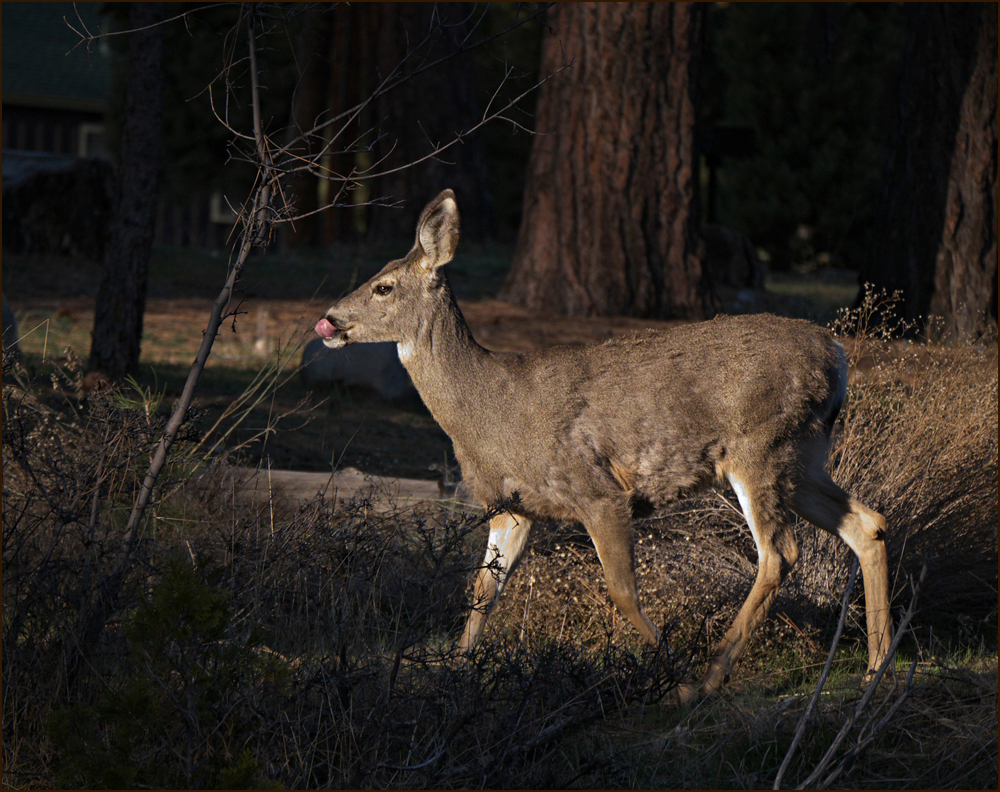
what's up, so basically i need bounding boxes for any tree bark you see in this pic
[860,3,997,340]
[501,3,709,319]
[363,2,495,242]
[928,3,997,340]
[89,3,163,380]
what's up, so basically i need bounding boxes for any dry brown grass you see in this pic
[3,289,996,789]
[832,292,998,634]
[492,293,998,674]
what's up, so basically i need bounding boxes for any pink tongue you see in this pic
[315,318,337,338]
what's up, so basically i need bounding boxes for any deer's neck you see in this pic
[398,286,499,442]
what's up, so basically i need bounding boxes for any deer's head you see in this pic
[316,190,460,350]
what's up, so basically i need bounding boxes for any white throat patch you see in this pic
[397,341,414,363]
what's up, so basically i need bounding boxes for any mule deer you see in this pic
[315,190,892,700]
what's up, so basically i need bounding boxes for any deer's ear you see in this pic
[416,189,460,271]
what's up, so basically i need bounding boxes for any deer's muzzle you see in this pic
[316,317,349,347]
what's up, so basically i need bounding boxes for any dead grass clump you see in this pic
[601,655,997,790]
[493,511,754,658]
[843,657,998,788]
[830,292,998,637]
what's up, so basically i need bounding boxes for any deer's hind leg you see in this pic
[458,511,533,652]
[700,473,800,697]
[789,440,892,675]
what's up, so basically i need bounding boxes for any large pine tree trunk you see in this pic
[928,3,998,340]
[89,3,163,380]
[860,3,997,340]
[363,3,494,242]
[501,3,709,319]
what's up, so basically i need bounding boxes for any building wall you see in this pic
[3,105,106,157]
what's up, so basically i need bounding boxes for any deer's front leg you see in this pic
[583,499,660,646]
[458,512,532,652]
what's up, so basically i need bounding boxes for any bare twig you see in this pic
[119,7,272,558]
[818,655,919,788]
[774,558,859,789]
[64,1,230,54]
[795,561,928,790]
[270,62,571,226]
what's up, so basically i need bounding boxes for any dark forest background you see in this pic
[4,2,996,379]
[143,3,905,258]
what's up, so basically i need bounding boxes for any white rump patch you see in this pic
[729,476,761,559]
[486,523,504,563]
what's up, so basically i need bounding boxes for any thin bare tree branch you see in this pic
[269,62,571,225]
[120,5,273,554]
[64,0,230,54]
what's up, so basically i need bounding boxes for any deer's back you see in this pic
[457,313,845,518]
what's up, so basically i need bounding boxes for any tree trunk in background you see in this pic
[928,3,997,340]
[860,3,997,340]
[89,3,163,380]
[501,3,709,319]
[284,6,334,248]
[364,3,495,242]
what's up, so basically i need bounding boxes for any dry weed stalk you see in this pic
[776,562,926,790]
[831,289,997,625]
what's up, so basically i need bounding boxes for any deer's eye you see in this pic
[374,283,393,297]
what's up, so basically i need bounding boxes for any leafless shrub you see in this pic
[3,354,166,685]
[3,360,694,787]
[829,290,998,633]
